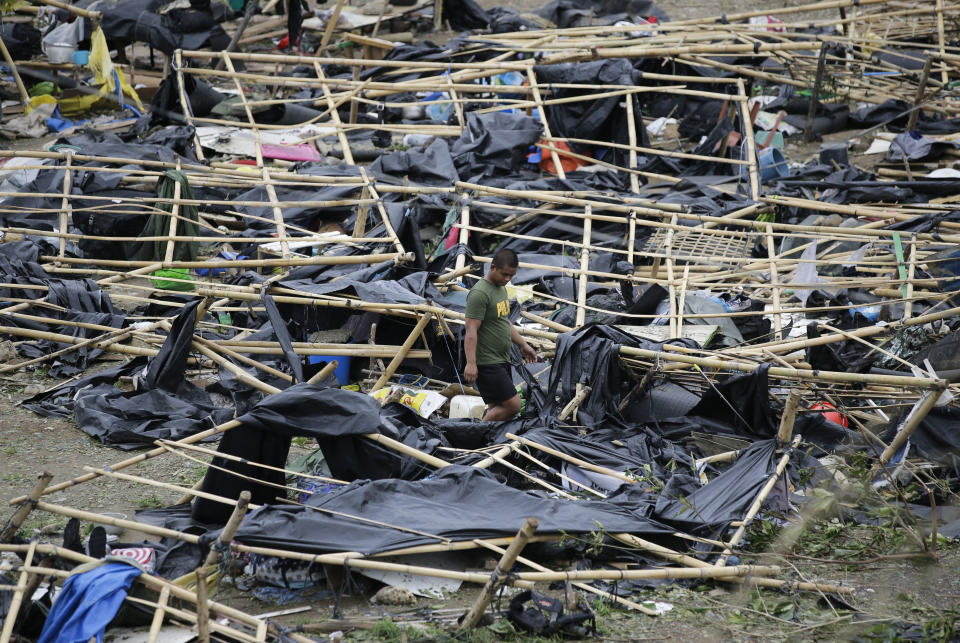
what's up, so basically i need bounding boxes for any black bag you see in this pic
[507,589,597,638]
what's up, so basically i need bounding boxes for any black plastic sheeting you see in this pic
[654,439,777,536]
[226,466,674,556]
[80,0,230,56]
[23,300,231,449]
[191,385,449,523]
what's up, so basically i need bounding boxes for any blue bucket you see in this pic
[756,146,789,182]
[307,354,351,386]
[72,50,90,66]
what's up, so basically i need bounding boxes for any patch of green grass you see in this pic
[136,494,164,509]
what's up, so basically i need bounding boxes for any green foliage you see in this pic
[369,619,402,642]
[136,494,164,509]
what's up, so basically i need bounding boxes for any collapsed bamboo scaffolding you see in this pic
[1,4,958,637]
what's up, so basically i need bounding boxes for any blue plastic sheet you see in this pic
[38,562,142,643]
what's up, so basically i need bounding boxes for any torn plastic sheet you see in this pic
[654,439,777,535]
[88,0,230,56]
[449,111,543,181]
[0,251,123,377]
[227,466,674,556]
[541,324,668,426]
[536,0,669,29]
[191,385,449,522]
[23,301,232,449]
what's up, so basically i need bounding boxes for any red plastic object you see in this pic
[810,402,848,428]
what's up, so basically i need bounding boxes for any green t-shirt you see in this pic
[465,278,512,365]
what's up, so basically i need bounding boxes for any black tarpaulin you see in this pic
[654,439,778,535]
[686,364,776,439]
[449,111,543,181]
[542,324,666,426]
[228,466,673,555]
[24,300,231,449]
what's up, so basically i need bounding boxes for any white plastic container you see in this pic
[449,395,486,419]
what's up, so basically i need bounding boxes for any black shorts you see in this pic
[476,363,517,405]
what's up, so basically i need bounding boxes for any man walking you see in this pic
[463,249,537,421]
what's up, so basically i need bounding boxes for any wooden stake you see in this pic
[878,388,943,466]
[1,472,53,543]
[575,205,592,327]
[777,389,803,446]
[459,518,538,629]
[803,43,829,144]
[204,491,251,567]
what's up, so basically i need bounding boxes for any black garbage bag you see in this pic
[507,590,597,637]
[0,24,42,60]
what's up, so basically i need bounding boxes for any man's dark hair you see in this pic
[491,248,519,269]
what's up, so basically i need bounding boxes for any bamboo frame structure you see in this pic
[1,2,959,637]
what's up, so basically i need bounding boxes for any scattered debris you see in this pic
[0,0,959,640]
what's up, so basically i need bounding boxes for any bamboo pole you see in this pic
[57,151,73,259]
[320,0,347,50]
[0,539,35,643]
[526,67,565,179]
[472,538,658,616]
[195,566,210,642]
[146,585,171,643]
[313,62,355,166]
[459,518,538,629]
[557,385,592,422]
[204,491,251,567]
[936,0,948,86]
[612,533,855,595]
[575,205,592,327]
[737,79,761,200]
[454,203,469,274]
[506,433,635,484]
[878,389,943,466]
[306,359,340,385]
[778,390,803,446]
[372,313,432,390]
[907,55,934,132]
[163,170,182,263]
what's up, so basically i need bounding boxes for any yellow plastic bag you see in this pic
[25,93,57,114]
[87,26,143,113]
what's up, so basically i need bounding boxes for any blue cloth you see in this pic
[38,562,142,643]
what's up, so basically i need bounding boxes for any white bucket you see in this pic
[46,42,77,65]
[449,395,485,419]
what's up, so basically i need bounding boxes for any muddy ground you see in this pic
[2,0,960,640]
